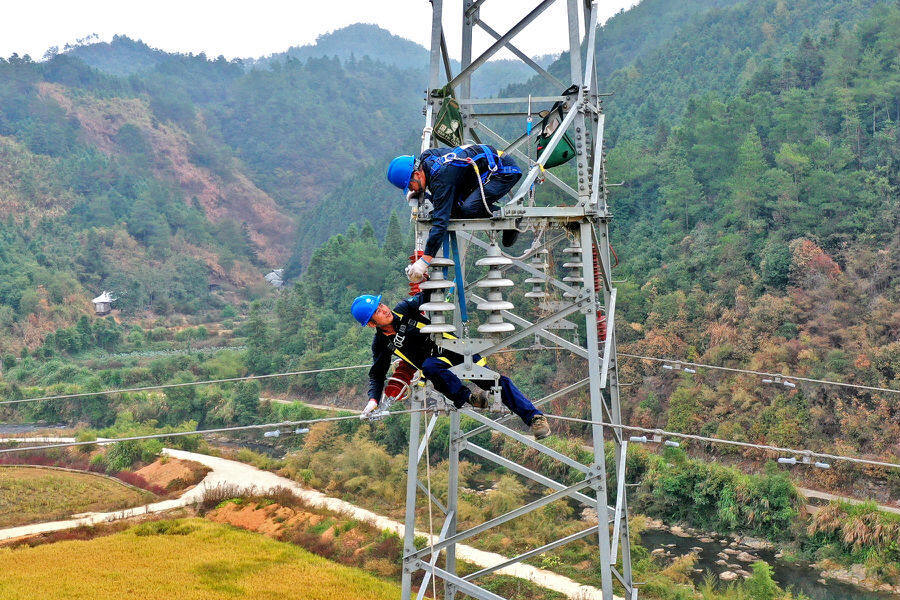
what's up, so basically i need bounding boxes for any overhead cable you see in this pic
[617,353,899,395]
[541,413,900,470]
[0,408,428,454]
[486,346,899,395]
[0,364,370,406]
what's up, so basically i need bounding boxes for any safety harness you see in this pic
[422,145,521,214]
[386,310,486,370]
[425,144,520,184]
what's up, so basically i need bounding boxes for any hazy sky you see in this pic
[2,0,637,61]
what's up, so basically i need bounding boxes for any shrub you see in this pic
[133,520,197,536]
[198,483,247,510]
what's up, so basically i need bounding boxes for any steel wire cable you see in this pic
[478,346,900,395]
[0,408,429,454]
[617,353,899,395]
[540,413,900,470]
[0,364,371,406]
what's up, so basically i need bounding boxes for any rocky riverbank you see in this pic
[641,518,899,598]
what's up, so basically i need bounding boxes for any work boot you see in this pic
[467,387,489,409]
[530,415,551,440]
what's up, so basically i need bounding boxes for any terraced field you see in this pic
[0,466,155,527]
[0,518,401,599]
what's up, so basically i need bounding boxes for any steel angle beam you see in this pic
[458,96,568,105]
[449,0,558,90]
[416,512,457,600]
[609,440,628,563]
[401,391,425,599]
[474,18,565,89]
[462,441,597,507]
[507,101,580,206]
[473,120,579,200]
[408,472,600,561]
[417,414,438,464]
[462,409,590,475]
[417,479,448,515]
[464,0,490,18]
[477,301,588,359]
[480,301,585,357]
[414,561,507,600]
[459,378,588,441]
[420,0,444,154]
[599,287,617,388]
[463,525,600,581]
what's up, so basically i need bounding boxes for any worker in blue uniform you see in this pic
[350,292,551,439]
[387,145,522,283]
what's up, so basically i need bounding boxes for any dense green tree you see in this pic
[233,380,260,425]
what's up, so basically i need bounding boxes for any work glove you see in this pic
[405,257,430,283]
[360,398,379,420]
[406,189,423,206]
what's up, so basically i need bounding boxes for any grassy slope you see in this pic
[0,518,401,600]
[0,466,154,527]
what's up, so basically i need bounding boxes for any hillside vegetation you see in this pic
[0,466,154,527]
[0,518,402,599]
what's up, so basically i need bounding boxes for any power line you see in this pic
[0,364,370,406]
[0,408,427,455]
[487,346,899,395]
[617,353,900,395]
[541,413,900,470]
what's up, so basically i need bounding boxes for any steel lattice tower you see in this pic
[399,2,633,599]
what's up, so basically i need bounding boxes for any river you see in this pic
[640,529,895,600]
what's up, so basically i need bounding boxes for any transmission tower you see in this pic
[399,1,633,599]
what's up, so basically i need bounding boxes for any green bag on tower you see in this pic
[432,85,464,147]
[535,103,576,168]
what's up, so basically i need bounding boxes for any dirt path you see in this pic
[0,441,613,599]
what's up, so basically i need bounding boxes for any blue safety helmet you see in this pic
[351,294,382,326]
[387,155,416,190]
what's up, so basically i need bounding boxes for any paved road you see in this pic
[268,401,900,516]
[798,486,900,515]
[0,442,612,600]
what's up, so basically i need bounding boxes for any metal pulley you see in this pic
[524,248,548,299]
[475,243,514,334]
[420,256,457,334]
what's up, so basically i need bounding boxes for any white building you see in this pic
[92,291,116,315]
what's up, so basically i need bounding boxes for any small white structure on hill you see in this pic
[92,291,116,315]
[264,269,284,288]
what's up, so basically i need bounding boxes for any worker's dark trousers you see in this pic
[420,357,541,426]
[452,171,522,218]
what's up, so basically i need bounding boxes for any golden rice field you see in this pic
[0,518,402,599]
[0,466,155,527]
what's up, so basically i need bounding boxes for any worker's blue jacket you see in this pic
[419,145,520,258]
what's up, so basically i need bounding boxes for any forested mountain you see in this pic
[65,35,166,76]
[0,23,557,351]
[502,0,884,142]
[243,3,899,491]
[0,0,896,482]
[254,24,558,97]
[0,37,422,351]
